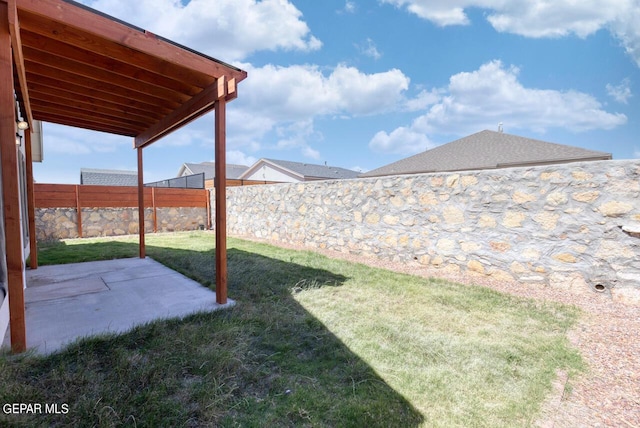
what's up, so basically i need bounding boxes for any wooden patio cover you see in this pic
[1,0,246,352]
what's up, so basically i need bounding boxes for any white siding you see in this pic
[243,164,301,183]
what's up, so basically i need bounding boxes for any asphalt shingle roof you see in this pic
[182,162,248,179]
[263,159,360,180]
[80,168,138,186]
[361,130,612,178]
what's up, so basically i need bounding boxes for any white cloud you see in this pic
[380,0,640,67]
[230,63,410,157]
[369,126,433,154]
[274,120,322,159]
[83,0,321,61]
[358,38,382,59]
[302,146,321,160]
[341,1,357,13]
[240,63,409,119]
[42,123,129,154]
[606,78,632,104]
[404,89,442,111]
[370,60,627,153]
[227,150,257,166]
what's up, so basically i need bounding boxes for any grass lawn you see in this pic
[1,231,583,427]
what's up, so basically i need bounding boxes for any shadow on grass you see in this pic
[5,239,424,427]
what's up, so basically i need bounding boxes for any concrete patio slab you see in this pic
[4,257,234,354]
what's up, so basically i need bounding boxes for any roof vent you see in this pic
[498,122,503,133]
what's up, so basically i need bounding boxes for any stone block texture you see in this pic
[222,160,640,304]
[35,207,206,240]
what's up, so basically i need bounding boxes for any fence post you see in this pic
[206,188,212,230]
[75,185,83,238]
[152,187,157,233]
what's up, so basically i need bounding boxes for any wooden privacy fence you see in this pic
[34,184,210,238]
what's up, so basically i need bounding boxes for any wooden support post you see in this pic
[206,188,212,230]
[1,2,26,353]
[24,130,37,269]
[214,97,227,304]
[152,187,158,233]
[137,147,145,258]
[75,185,82,238]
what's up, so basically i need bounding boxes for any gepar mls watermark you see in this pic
[3,403,69,415]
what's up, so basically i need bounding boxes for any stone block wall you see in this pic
[156,207,207,232]
[36,208,78,240]
[80,208,154,238]
[223,160,640,303]
[35,207,207,240]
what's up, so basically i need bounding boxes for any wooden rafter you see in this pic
[23,52,191,105]
[20,30,201,96]
[25,61,182,108]
[17,0,246,82]
[7,0,32,125]
[27,74,175,116]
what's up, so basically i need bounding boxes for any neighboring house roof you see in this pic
[240,158,360,181]
[361,130,612,178]
[80,168,138,186]
[177,162,249,180]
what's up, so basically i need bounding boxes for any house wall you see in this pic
[222,159,640,304]
[243,164,300,183]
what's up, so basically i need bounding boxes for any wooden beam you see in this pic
[24,129,37,269]
[225,78,237,102]
[206,188,212,230]
[75,185,82,238]
[152,187,157,233]
[7,0,33,126]
[214,97,227,304]
[16,0,247,83]
[137,147,145,258]
[135,77,230,148]
[1,1,26,353]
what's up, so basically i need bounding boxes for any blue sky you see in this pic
[33,0,640,184]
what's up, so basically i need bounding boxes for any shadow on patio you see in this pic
[1,239,423,426]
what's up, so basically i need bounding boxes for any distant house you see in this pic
[361,130,612,178]
[239,158,360,183]
[177,162,249,188]
[80,168,138,186]
[177,162,249,180]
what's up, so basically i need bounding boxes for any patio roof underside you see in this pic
[11,0,247,147]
